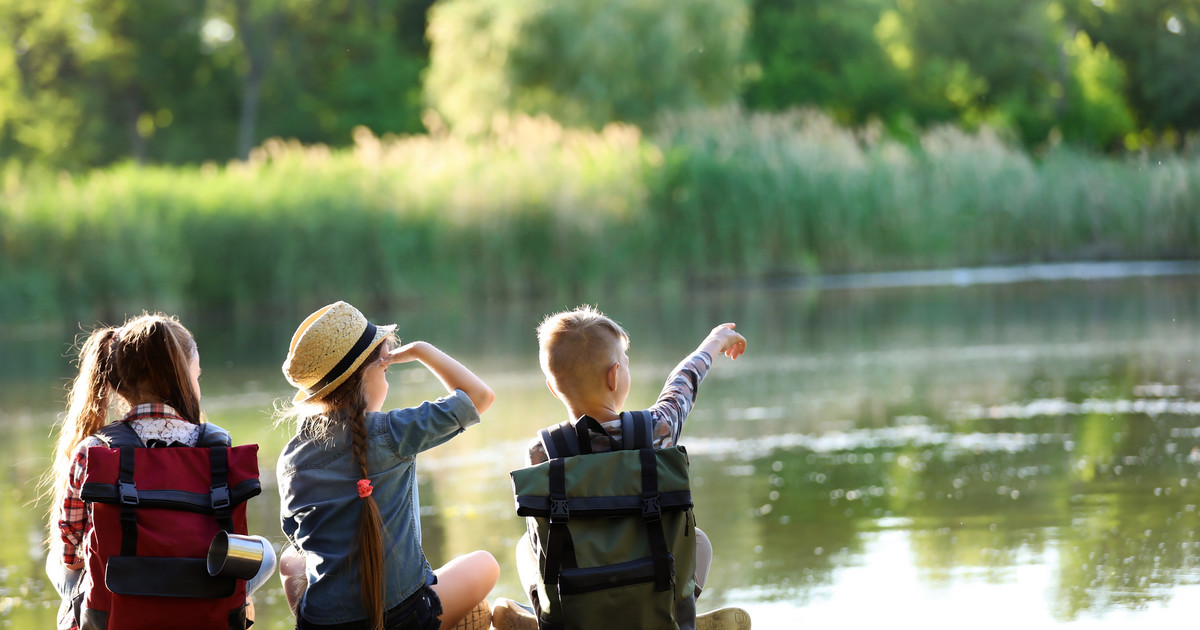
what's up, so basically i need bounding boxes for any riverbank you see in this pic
[3,109,1197,323]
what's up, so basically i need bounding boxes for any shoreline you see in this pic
[763,260,1200,292]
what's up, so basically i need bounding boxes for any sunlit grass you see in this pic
[2,108,1197,321]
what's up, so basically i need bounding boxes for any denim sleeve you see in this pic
[379,389,482,457]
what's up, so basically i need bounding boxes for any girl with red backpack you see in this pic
[45,312,274,630]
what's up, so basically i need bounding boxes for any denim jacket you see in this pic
[278,389,480,625]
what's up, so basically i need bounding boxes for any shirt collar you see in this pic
[121,403,187,423]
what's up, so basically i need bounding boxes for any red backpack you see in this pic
[76,422,261,630]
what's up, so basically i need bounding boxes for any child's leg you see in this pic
[245,536,279,597]
[279,544,307,616]
[431,550,500,630]
[695,527,712,595]
[514,531,539,602]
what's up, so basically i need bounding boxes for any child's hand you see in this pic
[700,323,747,360]
[381,341,426,366]
[380,341,496,413]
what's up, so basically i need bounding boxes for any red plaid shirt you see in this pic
[527,351,713,465]
[57,404,198,567]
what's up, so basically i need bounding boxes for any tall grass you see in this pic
[2,109,1197,322]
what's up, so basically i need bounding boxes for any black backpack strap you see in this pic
[572,416,618,455]
[639,448,673,592]
[209,446,234,532]
[117,445,140,556]
[94,421,144,448]
[541,458,577,608]
[539,421,580,460]
[619,411,653,451]
[196,422,233,448]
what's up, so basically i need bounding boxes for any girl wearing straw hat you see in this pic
[277,301,499,630]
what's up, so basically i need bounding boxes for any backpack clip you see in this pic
[641,494,661,521]
[210,483,231,510]
[550,498,570,523]
[118,481,139,505]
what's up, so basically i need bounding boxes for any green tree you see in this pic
[872,0,1135,149]
[884,0,1065,143]
[425,0,750,135]
[742,0,910,128]
[1057,28,1136,150]
[0,0,88,166]
[1065,0,1200,145]
[253,0,432,146]
[76,0,239,165]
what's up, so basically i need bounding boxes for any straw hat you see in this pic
[283,301,395,403]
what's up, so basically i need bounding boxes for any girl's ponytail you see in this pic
[45,312,200,537]
[48,327,118,525]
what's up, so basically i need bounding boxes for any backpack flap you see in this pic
[510,445,696,628]
[512,447,692,514]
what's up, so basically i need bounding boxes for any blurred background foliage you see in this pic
[2,0,1199,322]
[2,0,1198,169]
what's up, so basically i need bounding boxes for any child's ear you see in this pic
[545,379,562,400]
[606,361,620,392]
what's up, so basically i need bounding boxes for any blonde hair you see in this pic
[47,313,200,536]
[276,335,394,630]
[537,305,629,401]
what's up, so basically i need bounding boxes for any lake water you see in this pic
[3,273,1200,628]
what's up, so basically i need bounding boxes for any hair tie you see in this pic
[357,478,373,499]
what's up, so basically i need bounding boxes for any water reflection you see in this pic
[2,276,1199,627]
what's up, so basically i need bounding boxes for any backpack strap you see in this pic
[94,422,144,448]
[639,448,673,592]
[196,422,233,448]
[619,411,653,451]
[571,416,618,455]
[208,445,234,533]
[539,421,579,460]
[116,445,140,556]
[541,457,577,610]
[625,409,673,590]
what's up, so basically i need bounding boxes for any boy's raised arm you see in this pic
[383,341,496,413]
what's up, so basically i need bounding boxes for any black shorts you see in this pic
[297,580,443,630]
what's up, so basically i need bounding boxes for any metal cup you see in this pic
[207,531,265,580]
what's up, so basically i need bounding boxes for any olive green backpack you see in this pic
[510,411,697,630]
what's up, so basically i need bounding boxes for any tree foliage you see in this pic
[1064,0,1200,147]
[0,0,1194,168]
[742,0,910,127]
[425,0,749,134]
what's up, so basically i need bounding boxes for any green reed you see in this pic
[2,109,1197,322]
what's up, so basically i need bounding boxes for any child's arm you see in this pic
[697,323,747,361]
[383,341,496,413]
[646,323,748,448]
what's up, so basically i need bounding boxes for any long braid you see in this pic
[350,415,385,630]
[308,341,388,630]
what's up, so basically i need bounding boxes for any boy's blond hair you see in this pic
[537,305,629,401]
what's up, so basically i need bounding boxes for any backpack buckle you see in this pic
[210,483,230,510]
[550,498,569,523]
[641,494,661,521]
[118,481,139,505]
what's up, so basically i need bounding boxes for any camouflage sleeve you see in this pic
[646,351,713,449]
